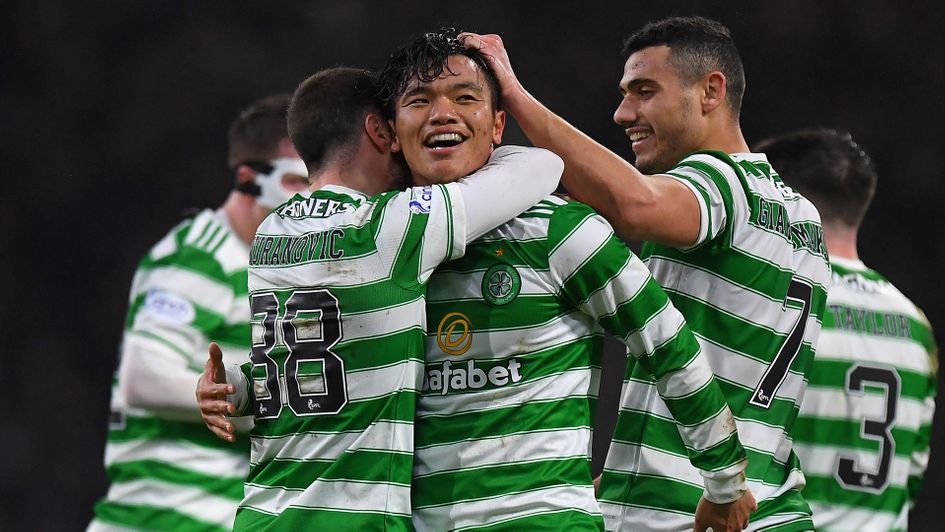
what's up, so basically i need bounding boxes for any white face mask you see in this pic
[250,157,310,209]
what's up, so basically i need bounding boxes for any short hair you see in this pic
[377,27,502,117]
[227,94,291,168]
[287,67,384,175]
[756,128,877,228]
[623,16,745,117]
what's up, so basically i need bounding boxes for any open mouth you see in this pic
[424,132,467,150]
[627,130,651,143]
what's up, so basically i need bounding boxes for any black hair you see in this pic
[756,128,877,227]
[287,67,384,174]
[623,16,745,117]
[377,27,502,117]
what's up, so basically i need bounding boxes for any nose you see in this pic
[613,95,637,126]
[429,96,459,125]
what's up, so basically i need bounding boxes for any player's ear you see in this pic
[491,109,506,146]
[235,164,256,185]
[701,71,727,115]
[365,113,393,153]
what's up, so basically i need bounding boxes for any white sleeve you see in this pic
[118,333,204,421]
[663,153,736,248]
[450,145,562,241]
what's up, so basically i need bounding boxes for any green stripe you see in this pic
[441,183,455,261]
[247,448,411,489]
[806,358,932,401]
[108,414,250,453]
[107,459,244,499]
[414,458,592,507]
[416,397,592,448]
[234,505,411,531]
[440,238,550,271]
[792,417,920,456]
[94,501,229,532]
[822,304,937,353]
[427,294,567,331]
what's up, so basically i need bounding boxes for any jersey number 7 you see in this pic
[750,279,814,409]
[249,289,348,420]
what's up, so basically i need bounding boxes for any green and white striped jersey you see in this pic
[414,197,746,531]
[792,257,938,531]
[91,209,252,532]
[600,151,832,532]
[233,184,466,530]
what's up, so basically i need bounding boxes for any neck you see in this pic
[221,191,265,245]
[701,114,750,154]
[309,141,388,196]
[823,223,859,260]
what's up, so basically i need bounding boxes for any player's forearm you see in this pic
[503,87,698,246]
[457,145,563,241]
[119,335,204,421]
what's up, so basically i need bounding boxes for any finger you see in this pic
[208,342,223,366]
[458,32,484,50]
[196,383,234,400]
[205,419,236,442]
[199,397,236,415]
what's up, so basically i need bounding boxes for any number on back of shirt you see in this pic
[249,289,348,420]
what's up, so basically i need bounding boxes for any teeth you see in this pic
[427,133,464,147]
[628,131,651,142]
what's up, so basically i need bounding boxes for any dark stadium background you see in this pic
[4,1,944,529]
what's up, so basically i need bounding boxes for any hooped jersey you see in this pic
[599,152,832,531]
[413,198,745,531]
[792,257,937,531]
[234,183,467,530]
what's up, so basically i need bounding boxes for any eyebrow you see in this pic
[619,77,658,95]
[400,81,486,101]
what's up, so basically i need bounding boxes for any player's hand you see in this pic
[593,475,601,496]
[694,489,757,532]
[458,32,523,101]
[196,342,237,442]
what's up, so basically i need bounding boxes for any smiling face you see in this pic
[391,55,506,185]
[614,45,705,174]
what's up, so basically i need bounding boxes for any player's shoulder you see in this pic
[146,209,247,279]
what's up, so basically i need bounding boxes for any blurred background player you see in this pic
[378,28,750,532]
[196,68,562,530]
[89,94,309,531]
[463,16,831,531]
[758,128,939,531]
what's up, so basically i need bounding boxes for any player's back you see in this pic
[605,152,831,530]
[235,184,466,531]
[792,257,938,531]
[91,209,251,532]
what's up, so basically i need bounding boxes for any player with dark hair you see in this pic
[758,129,938,531]
[89,94,309,531]
[196,67,562,530]
[377,27,751,532]
[463,15,831,531]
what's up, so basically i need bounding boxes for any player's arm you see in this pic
[461,32,701,247]
[549,206,753,515]
[909,344,939,503]
[451,145,563,241]
[118,269,244,421]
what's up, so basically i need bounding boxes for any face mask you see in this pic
[238,157,310,209]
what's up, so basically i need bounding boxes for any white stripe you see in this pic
[215,229,250,275]
[812,333,933,374]
[699,333,809,404]
[799,386,926,430]
[579,254,648,320]
[242,478,410,516]
[418,367,595,418]
[623,302,686,358]
[184,211,213,245]
[341,298,425,342]
[476,211,551,242]
[827,283,923,317]
[548,213,611,284]
[413,484,600,532]
[792,442,911,485]
[134,265,235,317]
[105,439,248,479]
[249,421,412,464]
[102,478,237,528]
[346,360,424,401]
[251,251,393,290]
[414,427,591,477]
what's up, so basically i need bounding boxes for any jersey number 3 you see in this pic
[250,289,348,420]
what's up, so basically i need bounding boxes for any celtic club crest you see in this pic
[481,264,521,306]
